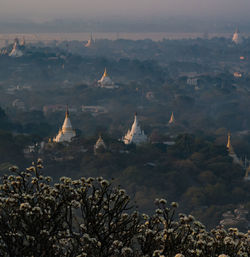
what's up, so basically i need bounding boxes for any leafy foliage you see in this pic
[0,161,249,257]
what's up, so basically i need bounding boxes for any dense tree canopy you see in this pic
[0,161,249,257]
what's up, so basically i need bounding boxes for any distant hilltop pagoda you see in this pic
[232,27,243,45]
[53,106,76,143]
[94,135,107,154]
[226,132,242,165]
[98,68,117,89]
[9,39,23,57]
[123,113,147,145]
[85,33,95,48]
[168,112,176,125]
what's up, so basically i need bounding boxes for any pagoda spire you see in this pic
[65,105,69,118]
[94,133,107,153]
[103,68,108,77]
[226,132,244,166]
[85,33,94,47]
[232,26,242,44]
[227,132,233,151]
[168,112,176,124]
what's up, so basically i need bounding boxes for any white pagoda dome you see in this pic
[98,68,116,89]
[9,40,23,57]
[232,27,243,45]
[123,113,147,145]
[53,106,76,143]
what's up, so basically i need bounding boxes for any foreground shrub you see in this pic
[0,161,249,257]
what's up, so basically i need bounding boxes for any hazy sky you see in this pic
[1,0,250,21]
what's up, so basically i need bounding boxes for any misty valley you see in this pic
[0,33,250,256]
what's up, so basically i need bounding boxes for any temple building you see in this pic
[85,33,95,48]
[123,113,147,145]
[53,107,76,143]
[9,39,23,57]
[168,112,176,125]
[98,68,117,89]
[94,135,107,154]
[232,27,243,44]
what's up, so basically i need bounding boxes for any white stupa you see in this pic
[97,68,117,89]
[85,33,95,48]
[123,113,147,145]
[53,106,76,143]
[9,39,23,57]
[232,27,243,45]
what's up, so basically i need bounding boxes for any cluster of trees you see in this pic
[0,103,249,229]
[0,161,249,257]
[38,133,250,230]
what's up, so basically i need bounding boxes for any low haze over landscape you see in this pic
[0,1,250,256]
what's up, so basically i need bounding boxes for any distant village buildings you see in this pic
[81,105,108,116]
[187,77,198,86]
[220,205,249,230]
[12,99,26,110]
[43,105,77,115]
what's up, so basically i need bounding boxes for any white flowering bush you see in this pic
[0,161,249,257]
[63,176,140,256]
[0,160,78,257]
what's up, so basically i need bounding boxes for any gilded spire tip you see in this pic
[103,68,107,77]
[66,105,69,118]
